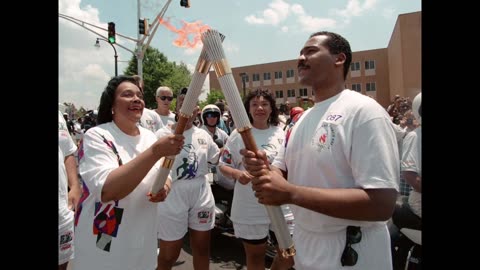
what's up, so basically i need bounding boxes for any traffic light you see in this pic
[139,18,148,35]
[180,0,190,8]
[108,22,116,44]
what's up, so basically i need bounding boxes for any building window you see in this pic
[350,62,360,71]
[287,89,296,97]
[263,72,271,80]
[275,71,283,79]
[366,82,376,91]
[244,75,249,82]
[365,60,375,70]
[286,69,294,78]
[299,88,308,96]
[252,73,260,81]
[275,90,283,98]
[351,83,361,92]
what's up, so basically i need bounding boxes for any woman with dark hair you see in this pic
[218,88,293,270]
[70,75,185,270]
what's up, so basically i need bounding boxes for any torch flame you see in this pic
[159,18,211,48]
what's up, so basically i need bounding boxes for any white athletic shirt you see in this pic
[220,125,286,224]
[71,122,160,270]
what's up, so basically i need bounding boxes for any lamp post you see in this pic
[239,72,247,98]
[95,37,118,76]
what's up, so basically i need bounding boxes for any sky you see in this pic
[59,0,421,110]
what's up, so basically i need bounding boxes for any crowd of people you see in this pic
[59,30,421,270]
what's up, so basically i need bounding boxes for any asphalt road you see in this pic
[172,228,273,270]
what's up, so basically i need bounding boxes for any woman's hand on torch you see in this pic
[153,134,185,158]
[148,178,172,203]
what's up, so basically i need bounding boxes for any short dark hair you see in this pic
[310,31,352,79]
[97,75,140,125]
[244,88,279,126]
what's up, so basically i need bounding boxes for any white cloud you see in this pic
[245,0,290,25]
[246,1,337,33]
[297,16,337,33]
[59,0,134,110]
[331,0,378,24]
[58,0,122,109]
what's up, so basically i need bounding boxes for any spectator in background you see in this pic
[59,110,82,270]
[70,75,184,270]
[155,86,176,129]
[393,93,422,229]
[277,104,289,130]
[215,100,231,135]
[133,75,164,133]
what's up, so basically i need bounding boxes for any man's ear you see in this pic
[335,53,346,66]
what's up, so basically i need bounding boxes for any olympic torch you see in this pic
[150,33,225,194]
[201,29,295,258]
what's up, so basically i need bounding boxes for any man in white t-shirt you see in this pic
[241,31,399,270]
[154,86,176,129]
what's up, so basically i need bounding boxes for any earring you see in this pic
[112,109,115,115]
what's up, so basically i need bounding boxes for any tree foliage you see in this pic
[124,46,191,109]
[199,88,225,109]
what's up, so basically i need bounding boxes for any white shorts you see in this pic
[293,224,392,270]
[233,222,270,240]
[58,220,74,265]
[157,178,215,241]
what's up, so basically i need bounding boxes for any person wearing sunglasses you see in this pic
[154,86,176,129]
[241,32,399,269]
[133,75,164,133]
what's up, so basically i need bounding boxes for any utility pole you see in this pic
[136,0,143,79]
[59,0,175,80]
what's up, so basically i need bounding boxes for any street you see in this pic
[172,228,274,270]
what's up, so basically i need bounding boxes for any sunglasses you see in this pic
[341,226,362,266]
[158,96,173,101]
[206,113,218,118]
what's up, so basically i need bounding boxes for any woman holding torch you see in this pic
[219,88,294,270]
[70,76,184,270]
[155,89,221,270]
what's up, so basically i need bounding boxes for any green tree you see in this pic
[200,88,225,109]
[124,47,192,109]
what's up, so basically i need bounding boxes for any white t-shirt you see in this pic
[139,108,164,133]
[58,111,77,227]
[71,122,160,270]
[157,111,176,130]
[155,126,220,183]
[401,126,422,217]
[272,90,399,270]
[201,126,229,145]
[220,126,286,224]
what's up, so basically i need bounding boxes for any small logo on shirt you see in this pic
[197,210,212,224]
[312,123,336,152]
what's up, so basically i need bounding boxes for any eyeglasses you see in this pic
[341,226,362,266]
[158,96,173,101]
